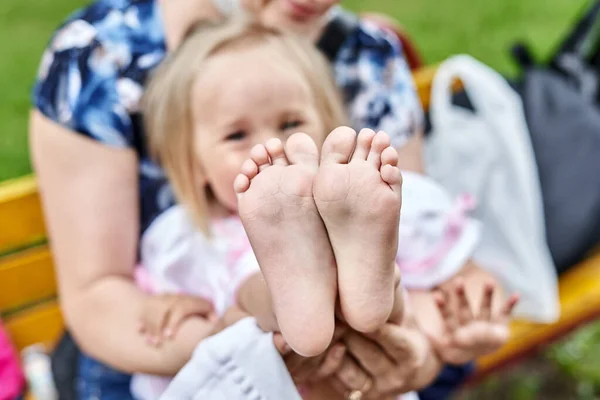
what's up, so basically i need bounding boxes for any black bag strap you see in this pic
[511,42,536,70]
[317,11,360,62]
[551,0,600,63]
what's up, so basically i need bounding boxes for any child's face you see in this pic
[191,46,325,213]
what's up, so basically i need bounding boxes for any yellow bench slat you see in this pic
[0,176,47,254]
[475,251,600,376]
[412,65,463,111]
[413,66,437,110]
[5,301,63,351]
[0,246,57,314]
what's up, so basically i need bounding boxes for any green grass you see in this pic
[0,0,85,180]
[346,0,583,73]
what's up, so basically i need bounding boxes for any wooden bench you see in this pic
[2,68,600,395]
[0,175,63,354]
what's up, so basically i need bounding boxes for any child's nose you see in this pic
[255,129,279,145]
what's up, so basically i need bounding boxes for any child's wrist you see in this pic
[234,273,279,332]
[235,280,257,316]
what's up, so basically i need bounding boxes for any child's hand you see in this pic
[429,280,519,365]
[139,294,216,347]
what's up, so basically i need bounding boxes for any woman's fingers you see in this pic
[298,323,350,382]
[344,331,394,376]
[288,355,324,383]
[310,343,347,381]
[387,284,405,325]
[273,333,291,355]
[335,356,373,395]
[330,376,385,400]
[368,324,414,361]
[329,376,350,397]
[284,323,349,383]
[285,336,346,383]
[284,348,327,382]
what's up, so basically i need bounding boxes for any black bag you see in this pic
[518,63,600,273]
[510,0,600,273]
[548,0,600,104]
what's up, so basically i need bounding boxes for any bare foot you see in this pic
[314,127,402,333]
[234,132,337,356]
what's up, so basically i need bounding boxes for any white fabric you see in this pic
[399,171,481,288]
[138,206,260,315]
[424,54,559,322]
[159,317,419,400]
[159,317,302,400]
[132,208,261,399]
[211,0,240,16]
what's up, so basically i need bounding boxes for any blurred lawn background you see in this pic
[2,0,600,398]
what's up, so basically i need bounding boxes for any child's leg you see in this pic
[235,133,337,357]
[314,127,402,333]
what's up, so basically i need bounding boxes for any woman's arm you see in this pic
[30,111,215,375]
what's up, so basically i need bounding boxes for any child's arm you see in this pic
[236,272,279,332]
[138,271,279,348]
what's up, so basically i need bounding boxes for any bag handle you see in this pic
[430,55,520,128]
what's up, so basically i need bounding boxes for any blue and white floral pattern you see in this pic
[33,0,423,236]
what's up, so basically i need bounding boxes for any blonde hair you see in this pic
[144,16,347,233]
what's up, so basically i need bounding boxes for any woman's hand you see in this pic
[274,324,349,385]
[329,323,436,399]
[322,271,436,399]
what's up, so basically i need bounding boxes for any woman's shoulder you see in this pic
[39,0,165,77]
[33,0,166,147]
[330,8,404,57]
[329,8,422,148]
[332,9,411,84]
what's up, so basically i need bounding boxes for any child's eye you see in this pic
[281,120,303,131]
[225,130,247,141]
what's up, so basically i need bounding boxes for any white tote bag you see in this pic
[424,55,559,322]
